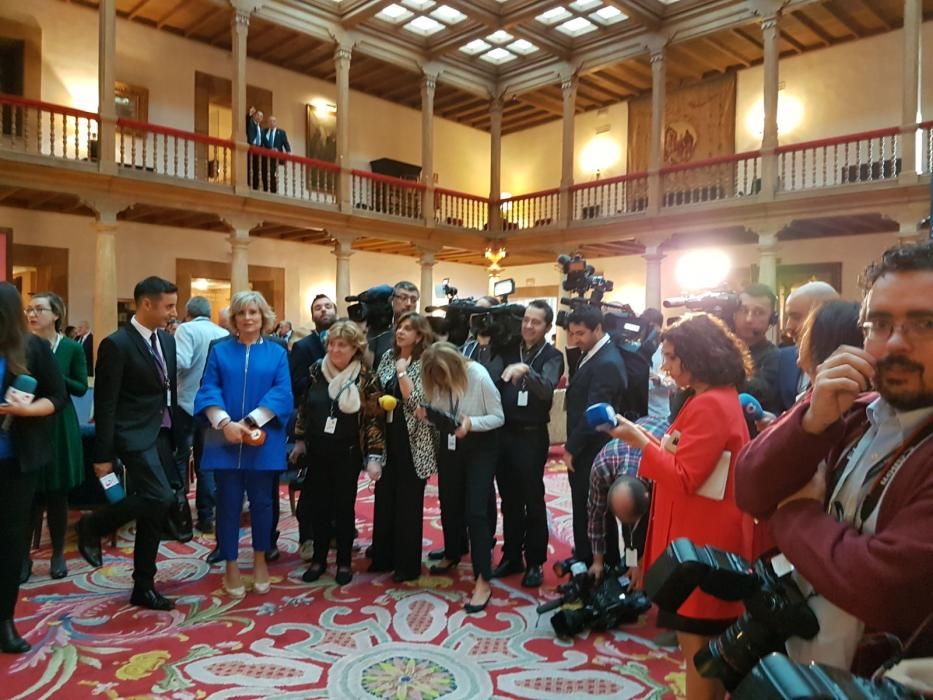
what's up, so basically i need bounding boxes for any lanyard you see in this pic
[520,342,546,366]
[329,377,357,417]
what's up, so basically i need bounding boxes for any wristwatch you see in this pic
[397,371,408,378]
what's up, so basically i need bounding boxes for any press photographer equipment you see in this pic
[420,404,459,435]
[645,538,820,691]
[536,558,651,638]
[663,291,741,325]
[429,278,524,353]
[346,284,394,337]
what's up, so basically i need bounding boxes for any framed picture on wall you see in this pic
[305,103,337,163]
[0,227,11,282]
[115,81,149,123]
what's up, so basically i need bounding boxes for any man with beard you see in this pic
[735,242,933,672]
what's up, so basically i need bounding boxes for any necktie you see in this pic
[148,332,172,428]
[271,129,276,147]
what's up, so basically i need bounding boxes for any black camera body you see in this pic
[443,297,525,353]
[662,290,741,325]
[346,284,394,336]
[732,653,923,700]
[537,559,651,638]
[645,538,820,691]
[420,404,458,435]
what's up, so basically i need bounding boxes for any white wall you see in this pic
[5,207,490,327]
[8,0,489,195]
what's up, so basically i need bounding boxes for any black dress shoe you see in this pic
[206,546,223,565]
[490,559,522,579]
[266,546,280,563]
[19,558,32,585]
[75,518,102,568]
[521,565,544,588]
[0,620,30,654]
[464,591,492,614]
[50,552,67,580]
[130,587,174,611]
[197,520,214,534]
[427,549,445,561]
[392,571,420,583]
[428,559,460,575]
[302,563,325,583]
[335,567,353,585]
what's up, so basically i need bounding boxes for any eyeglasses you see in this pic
[861,317,933,342]
[23,306,52,315]
[393,293,419,304]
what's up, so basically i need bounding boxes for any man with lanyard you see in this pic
[736,241,933,671]
[493,300,564,587]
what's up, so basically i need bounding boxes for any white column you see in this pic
[560,74,577,225]
[759,9,781,198]
[333,237,354,316]
[230,8,250,192]
[93,209,119,346]
[488,96,503,232]
[643,245,665,311]
[335,44,353,212]
[647,45,665,211]
[229,227,251,294]
[98,0,117,175]
[421,72,437,227]
[419,250,437,309]
[901,0,922,176]
[757,232,778,292]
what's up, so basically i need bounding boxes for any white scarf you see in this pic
[322,356,362,414]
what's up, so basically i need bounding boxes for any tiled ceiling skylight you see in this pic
[592,5,627,24]
[536,6,573,25]
[430,4,467,24]
[460,38,492,54]
[376,4,413,23]
[480,47,517,64]
[507,38,539,55]
[401,0,435,10]
[404,15,445,35]
[556,15,597,36]
[486,29,515,44]
[569,0,601,10]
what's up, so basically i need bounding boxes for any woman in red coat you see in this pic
[610,313,754,700]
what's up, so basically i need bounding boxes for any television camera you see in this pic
[345,284,394,337]
[429,278,525,353]
[662,290,741,325]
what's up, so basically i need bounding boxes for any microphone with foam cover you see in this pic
[738,393,764,421]
[2,374,38,431]
[586,403,618,432]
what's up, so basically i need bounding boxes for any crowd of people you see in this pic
[0,241,930,700]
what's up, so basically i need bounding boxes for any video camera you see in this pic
[662,290,740,325]
[536,558,651,638]
[346,284,394,337]
[433,278,524,353]
[645,539,819,692]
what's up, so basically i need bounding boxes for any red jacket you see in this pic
[640,386,754,620]
[735,395,933,648]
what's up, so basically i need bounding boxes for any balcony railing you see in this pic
[499,188,560,229]
[571,172,649,221]
[435,187,489,230]
[661,151,762,208]
[0,94,98,163]
[352,170,424,220]
[921,120,933,176]
[247,145,339,203]
[777,128,901,193]
[118,119,233,186]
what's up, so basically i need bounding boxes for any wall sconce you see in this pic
[485,246,507,275]
[746,92,804,138]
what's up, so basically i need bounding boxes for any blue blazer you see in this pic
[777,345,802,414]
[195,337,293,471]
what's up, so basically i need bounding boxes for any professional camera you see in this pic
[645,539,820,691]
[662,290,740,324]
[435,279,524,353]
[346,284,394,336]
[732,653,923,700]
[536,559,651,638]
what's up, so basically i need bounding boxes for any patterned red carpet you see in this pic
[2,457,685,699]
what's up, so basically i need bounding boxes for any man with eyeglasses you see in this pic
[369,282,420,366]
[732,283,781,414]
[735,241,933,673]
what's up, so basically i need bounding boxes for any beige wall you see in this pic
[10,0,489,195]
[4,207,491,327]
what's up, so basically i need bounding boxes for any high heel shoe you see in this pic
[50,553,67,580]
[464,590,492,614]
[0,620,30,654]
[428,559,460,575]
[253,578,271,594]
[223,578,246,598]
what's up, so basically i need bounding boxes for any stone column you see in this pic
[98,0,117,174]
[335,44,353,212]
[421,72,437,227]
[488,96,503,232]
[759,9,781,198]
[643,244,665,311]
[757,232,779,292]
[93,209,119,347]
[229,227,251,294]
[560,74,577,225]
[231,7,250,192]
[333,237,354,316]
[419,249,437,309]
[900,0,922,177]
[647,44,665,212]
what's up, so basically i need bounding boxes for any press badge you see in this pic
[447,434,457,451]
[625,548,638,568]
[324,416,338,434]
[166,389,172,407]
[517,390,529,407]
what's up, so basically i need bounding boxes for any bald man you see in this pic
[777,281,840,412]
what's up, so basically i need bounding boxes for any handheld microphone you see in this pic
[2,374,38,431]
[378,395,398,412]
[585,403,618,432]
[738,393,764,421]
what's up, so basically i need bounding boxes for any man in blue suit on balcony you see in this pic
[247,107,264,190]
[263,115,290,194]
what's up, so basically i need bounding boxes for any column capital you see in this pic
[334,44,353,65]
[488,93,505,115]
[641,244,666,261]
[223,215,261,233]
[645,33,670,60]
[560,74,577,95]
[757,231,779,251]
[748,0,787,20]
[229,0,263,18]
[419,251,437,266]
[421,72,438,94]
[86,196,131,224]
[332,236,354,259]
[232,9,250,29]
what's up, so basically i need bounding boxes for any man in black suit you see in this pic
[564,305,627,565]
[75,277,180,611]
[246,106,264,190]
[76,321,94,377]
[263,115,290,194]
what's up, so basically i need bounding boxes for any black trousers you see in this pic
[497,425,550,567]
[437,431,499,581]
[567,440,606,565]
[0,460,37,620]
[308,441,360,567]
[86,431,175,587]
[29,489,69,556]
[371,437,426,579]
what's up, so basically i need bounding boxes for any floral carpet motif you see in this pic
[1,458,686,699]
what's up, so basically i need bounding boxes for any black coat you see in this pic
[246,116,263,147]
[565,340,628,458]
[263,127,290,153]
[4,334,68,473]
[289,332,325,405]
[93,324,178,463]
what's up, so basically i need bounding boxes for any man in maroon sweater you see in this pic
[735,241,933,671]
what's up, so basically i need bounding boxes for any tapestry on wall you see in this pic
[627,73,737,204]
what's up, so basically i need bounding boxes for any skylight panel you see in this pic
[486,29,514,44]
[376,4,413,22]
[402,0,436,10]
[404,15,445,36]
[556,16,597,36]
[591,5,627,24]
[460,39,491,55]
[570,0,601,10]
[507,39,539,55]
[536,6,572,25]
[430,5,467,24]
[480,47,517,64]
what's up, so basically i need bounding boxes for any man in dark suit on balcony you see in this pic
[76,320,94,377]
[263,115,290,194]
[246,107,264,190]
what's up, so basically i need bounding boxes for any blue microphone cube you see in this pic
[99,472,126,504]
[586,403,618,432]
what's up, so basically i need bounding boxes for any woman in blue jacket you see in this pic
[195,291,293,597]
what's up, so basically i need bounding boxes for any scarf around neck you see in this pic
[322,355,362,414]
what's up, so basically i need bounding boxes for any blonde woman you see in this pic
[289,321,385,585]
[422,342,504,613]
[195,291,293,597]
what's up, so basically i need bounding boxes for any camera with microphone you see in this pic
[346,284,394,336]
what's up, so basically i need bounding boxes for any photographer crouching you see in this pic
[735,242,933,672]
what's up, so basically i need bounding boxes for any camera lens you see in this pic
[695,614,775,691]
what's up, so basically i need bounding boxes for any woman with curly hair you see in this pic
[609,312,755,700]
